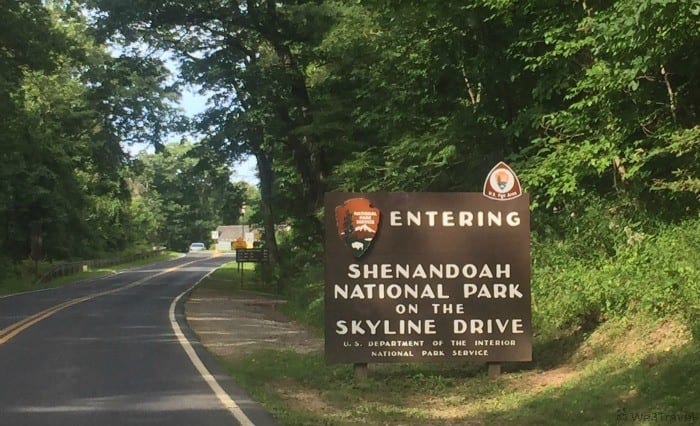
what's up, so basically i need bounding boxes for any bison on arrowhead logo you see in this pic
[335,198,380,258]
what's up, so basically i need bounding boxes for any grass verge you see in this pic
[0,251,181,296]
[215,314,698,425]
[192,229,700,424]
[198,260,278,295]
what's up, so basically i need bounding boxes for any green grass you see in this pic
[203,219,700,424]
[488,342,700,425]
[216,315,699,425]
[199,260,279,295]
[0,251,181,296]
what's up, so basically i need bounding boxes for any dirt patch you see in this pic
[573,317,691,363]
[185,288,322,360]
[518,365,577,390]
[275,380,335,413]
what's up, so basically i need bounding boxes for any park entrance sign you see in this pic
[324,179,531,365]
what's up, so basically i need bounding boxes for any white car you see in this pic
[189,242,206,252]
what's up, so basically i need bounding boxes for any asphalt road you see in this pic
[0,253,278,426]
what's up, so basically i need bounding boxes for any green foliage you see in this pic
[281,264,324,330]
[0,2,184,275]
[516,0,700,209]
[127,141,248,251]
[272,226,324,314]
[45,0,700,338]
[533,217,700,333]
[1,3,125,263]
[0,250,179,296]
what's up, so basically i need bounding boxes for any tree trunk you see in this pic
[253,145,279,267]
[258,4,327,213]
[30,221,43,276]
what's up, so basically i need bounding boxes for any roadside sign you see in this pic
[324,189,531,365]
[235,248,270,263]
[233,238,247,249]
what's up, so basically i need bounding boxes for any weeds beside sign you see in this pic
[324,190,531,364]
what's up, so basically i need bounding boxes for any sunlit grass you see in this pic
[199,259,278,294]
[218,316,699,425]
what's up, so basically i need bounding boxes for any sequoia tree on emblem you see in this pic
[335,198,380,258]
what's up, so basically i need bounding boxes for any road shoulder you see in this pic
[184,287,322,360]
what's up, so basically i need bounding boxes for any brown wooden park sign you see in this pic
[324,163,531,371]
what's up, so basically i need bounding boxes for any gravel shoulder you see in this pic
[184,287,322,360]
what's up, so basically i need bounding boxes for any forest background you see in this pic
[1,0,699,366]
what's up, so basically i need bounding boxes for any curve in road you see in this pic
[0,253,278,426]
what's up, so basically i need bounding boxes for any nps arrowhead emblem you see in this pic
[483,162,522,201]
[335,198,380,258]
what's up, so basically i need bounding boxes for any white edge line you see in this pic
[169,270,256,426]
[0,254,187,300]
[0,286,55,300]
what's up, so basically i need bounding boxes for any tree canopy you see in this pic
[128,141,248,251]
[0,1,239,267]
[2,0,698,281]
[85,0,699,215]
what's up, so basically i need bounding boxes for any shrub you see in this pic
[532,216,700,335]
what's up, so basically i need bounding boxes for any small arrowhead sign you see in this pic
[483,162,522,201]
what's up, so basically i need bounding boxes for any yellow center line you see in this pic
[0,256,215,345]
